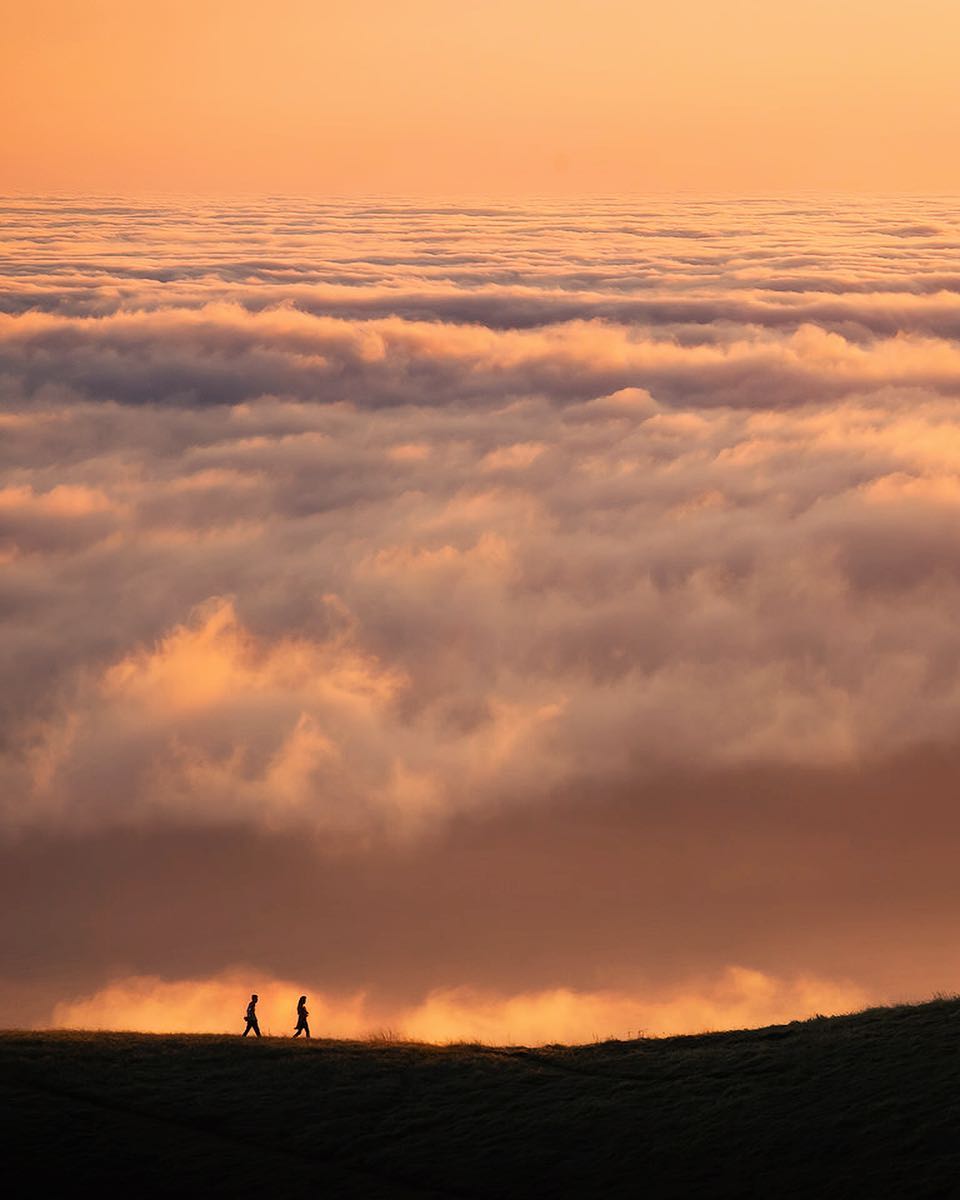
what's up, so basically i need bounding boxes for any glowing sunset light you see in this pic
[51,969,869,1045]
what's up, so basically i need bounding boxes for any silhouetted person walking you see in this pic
[293,995,310,1038]
[243,993,261,1037]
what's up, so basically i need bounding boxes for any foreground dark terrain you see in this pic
[5,998,960,1198]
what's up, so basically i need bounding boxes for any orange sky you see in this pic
[3,0,960,194]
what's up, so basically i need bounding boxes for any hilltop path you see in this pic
[5,998,960,1198]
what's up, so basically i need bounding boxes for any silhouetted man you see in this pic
[293,995,310,1039]
[243,993,261,1037]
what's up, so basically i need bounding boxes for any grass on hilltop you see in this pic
[5,997,960,1198]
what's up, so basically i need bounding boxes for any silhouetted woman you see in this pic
[294,995,310,1039]
[243,993,261,1038]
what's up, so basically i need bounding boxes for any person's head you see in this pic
[299,995,306,1005]
[251,994,258,1002]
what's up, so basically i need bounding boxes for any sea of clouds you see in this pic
[4,196,960,1036]
[5,196,960,836]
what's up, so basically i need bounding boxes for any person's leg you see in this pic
[243,1022,250,1037]
[304,1022,310,1039]
[293,1027,301,1038]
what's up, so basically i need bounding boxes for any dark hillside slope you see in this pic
[5,998,960,1198]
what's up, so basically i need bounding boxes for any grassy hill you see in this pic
[5,997,960,1198]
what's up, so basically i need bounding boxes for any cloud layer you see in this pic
[52,967,868,1045]
[5,196,960,1034]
